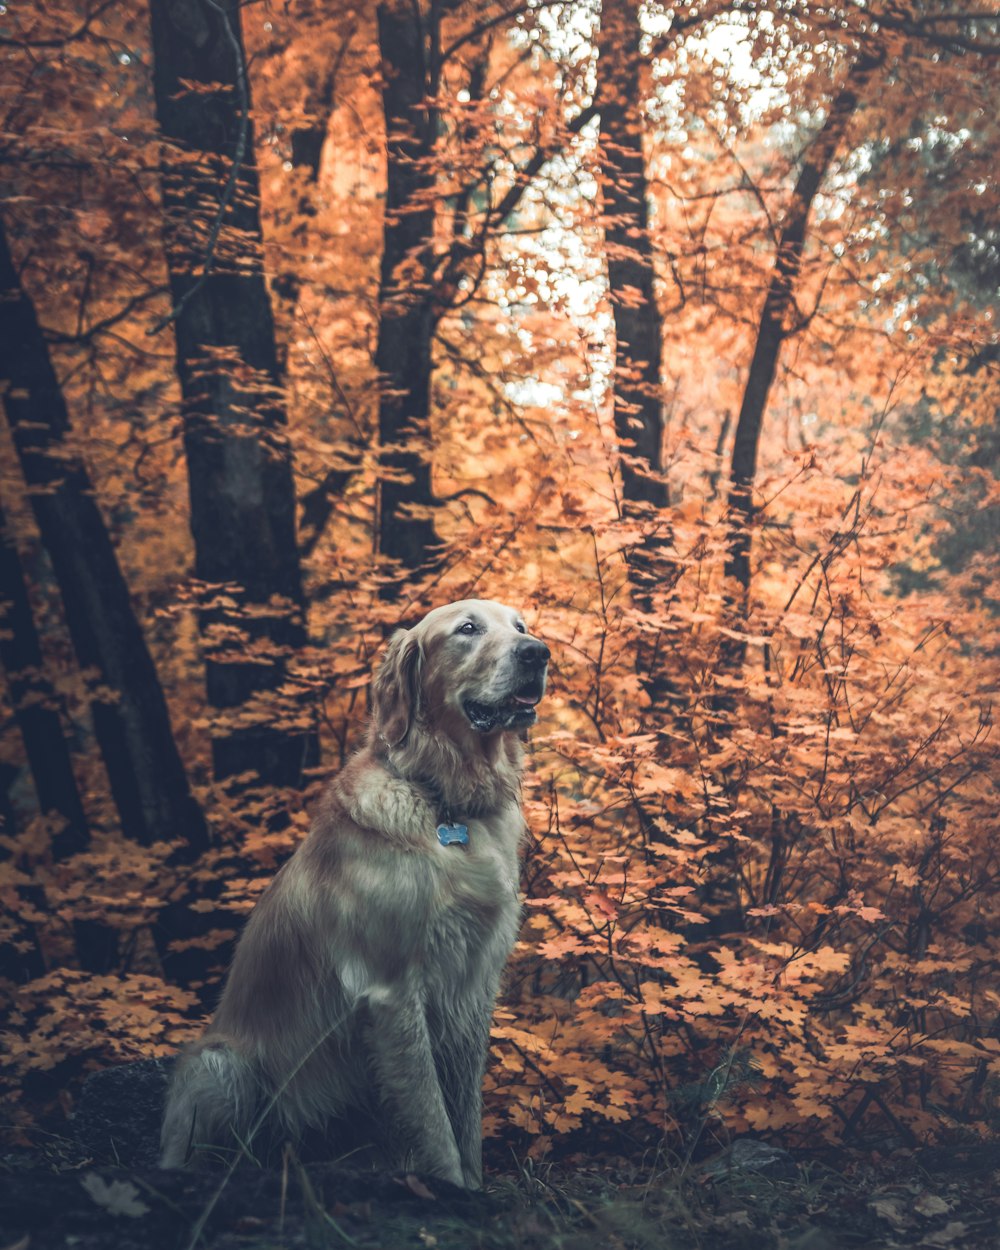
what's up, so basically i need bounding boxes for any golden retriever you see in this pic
[159,599,548,1187]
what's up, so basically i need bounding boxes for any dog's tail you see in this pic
[159,1037,261,1168]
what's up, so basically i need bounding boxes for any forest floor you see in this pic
[4,1133,1000,1250]
[2,1064,998,1250]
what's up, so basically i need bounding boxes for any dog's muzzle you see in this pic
[463,638,549,733]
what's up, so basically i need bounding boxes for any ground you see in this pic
[2,1065,998,1249]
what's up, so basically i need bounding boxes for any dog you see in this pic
[159,599,548,1187]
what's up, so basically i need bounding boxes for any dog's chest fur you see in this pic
[299,766,523,1002]
[425,808,522,990]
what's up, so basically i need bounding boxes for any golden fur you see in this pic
[159,600,548,1187]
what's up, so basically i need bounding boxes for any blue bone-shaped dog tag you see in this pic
[437,822,469,846]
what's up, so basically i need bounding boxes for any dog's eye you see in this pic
[514,621,526,634]
[457,621,477,636]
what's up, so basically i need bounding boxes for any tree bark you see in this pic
[723,53,882,616]
[149,0,316,786]
[596,0,678,714]
[374,1,440,581]
[0,502,89,862]
[0,764,46,984]
[0,217,209,857]
[597,0,669,520]
[0,503,122,973]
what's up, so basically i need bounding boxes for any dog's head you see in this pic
[372,599,549,749]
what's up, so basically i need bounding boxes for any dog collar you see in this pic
[382,754,469,847]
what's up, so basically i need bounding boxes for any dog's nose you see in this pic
[517,638,550,668]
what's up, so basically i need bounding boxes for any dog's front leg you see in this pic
[434,989,497,1190]
[365,984,464,1186]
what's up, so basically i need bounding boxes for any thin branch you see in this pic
[0,0,118,48]
[439,0,578,67]
[46,285,169,346]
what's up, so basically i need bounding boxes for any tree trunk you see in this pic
[597,0,669,521]
[723,53,881,620]
[596,0,676,712]
[0,765,45,984]
[374,1,439,581]
[701,52,881,941]
[0,503,122,973]
[149,0,316,786]
[0,502,89,862]
[0,218,209,857]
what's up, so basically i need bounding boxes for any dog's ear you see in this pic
[372,628,423,747]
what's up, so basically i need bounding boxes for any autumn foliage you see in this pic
[0,0,997,1163]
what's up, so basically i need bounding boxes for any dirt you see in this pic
[2,1063,998,1249]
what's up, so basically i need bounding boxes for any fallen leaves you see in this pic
[80,1174,150,1218]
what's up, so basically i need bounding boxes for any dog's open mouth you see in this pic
[464,687,543,733]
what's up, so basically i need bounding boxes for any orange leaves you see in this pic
[506,600,999,1151]
[166,928,238,953]
[491,1022,553,1056]
[636,980,679,1019]
[490,1008,642,1135]
[631,761,701,802]
[536,933,591,960]
[0,970,202,1103]
[832,900,887,925]
[43,843,176,928]
[585,889,619,922]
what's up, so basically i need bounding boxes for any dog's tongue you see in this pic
[514,693,540,706]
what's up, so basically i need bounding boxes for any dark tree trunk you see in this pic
[0,218,209,857]
[0,217,209,982]
[596,0,676,711]
[0,503,121,972]
[374,1,439,580]
[0,503,89,862]
[149,0,316,786]
[597,0,669,520]
[723,53,881,623]
[0,897,46,984]
[0,765,45,984]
